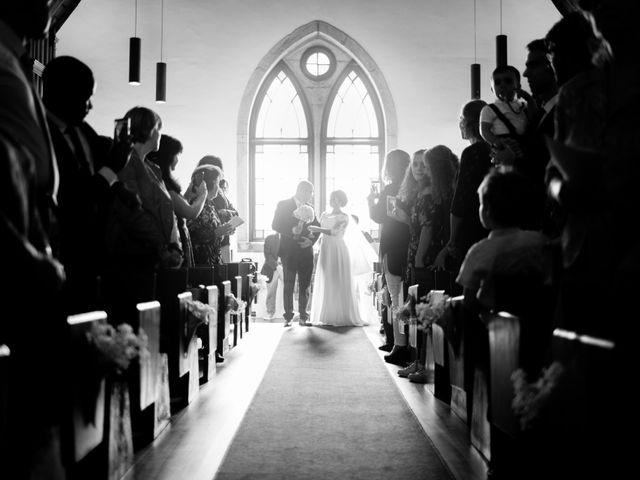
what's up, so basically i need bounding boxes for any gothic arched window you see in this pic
[241,21,397,243]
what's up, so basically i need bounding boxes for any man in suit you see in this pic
[43,56,107,312]
[272,181,320,327]
[0,2,67,477]
[522,38,564,239]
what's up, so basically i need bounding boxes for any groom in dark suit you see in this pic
[272,180,320,327]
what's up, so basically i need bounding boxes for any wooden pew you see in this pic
[485,311,521,439]
[65,311,134,480]
[469,310,491,462]
[406,284,436,386]
[543,328,619,478]
[66,311,108,467]
[441,296,468,423]
[128,301,170,450]
[0,344,9,464]
[188,284,219,385]
[205,265,234,357]
[188,267,222,378]
[231,274,244,345]
[155,268,199,411]
[226,260,256,332]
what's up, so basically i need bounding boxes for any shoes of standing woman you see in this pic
[398,361,420,378]
[215,352,225,363]
[384,346,412,366]
[408,368,430,384]
[378,343,393,352]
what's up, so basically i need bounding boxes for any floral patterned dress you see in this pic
[406,191,450,281]
[187,197,223,266]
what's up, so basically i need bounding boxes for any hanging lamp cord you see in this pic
[160,0,164,61]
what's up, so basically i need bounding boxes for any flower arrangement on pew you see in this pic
[250,273,269,304]
[396,294,418,325]
[183,299,216,350]
[87,323,148,374]
[224,292,247,315]
[415,291,451,330]
[511,361,566,431]
[185,299,216,326]
[292,204,315,237]
[367,277,377,296]
[375,285,390,307]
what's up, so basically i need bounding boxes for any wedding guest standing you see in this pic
[383,149,426,367]
[435,100,492,278]
[104,107,182,325]
[195,155,239,262]
[187,165,234,266]
[149,134,207,268]
[0,3,66,477]
[42,55,133,313]
[367,149,411,351]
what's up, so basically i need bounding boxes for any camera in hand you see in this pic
[114,117,131,144]
[191,171,205,194]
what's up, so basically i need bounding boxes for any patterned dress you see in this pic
[406,191,450,282]
[187,196,223,266]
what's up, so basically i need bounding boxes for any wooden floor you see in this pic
[123,317,487,480]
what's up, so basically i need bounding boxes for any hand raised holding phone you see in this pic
[114,117,132,145]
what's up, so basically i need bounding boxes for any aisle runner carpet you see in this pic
[215,326,454,480]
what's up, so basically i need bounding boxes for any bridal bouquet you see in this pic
[293,204,315,235]
[293,204,315,223]
[87,322,148,374]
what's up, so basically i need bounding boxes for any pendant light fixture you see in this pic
[496,0,507,67]
[129,0,141,85]
[470,0,481,99]
[155,0,167,103]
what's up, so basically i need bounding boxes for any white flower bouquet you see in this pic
[224,292,247,315]
[415,291,451,330]
[87,322,147,374]
[185,299,215,325]
[293,204,315,223]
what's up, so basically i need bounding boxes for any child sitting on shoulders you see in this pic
[480,65,536,164]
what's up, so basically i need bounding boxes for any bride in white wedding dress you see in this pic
[309,190,378,326]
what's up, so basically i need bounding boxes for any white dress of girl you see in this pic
[310,211,377,326]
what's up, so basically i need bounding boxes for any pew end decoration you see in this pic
[225,292,246,316]
[511,361,566,432]
[415,291,451,330]
[87,322,148,374]
[183,299,216,352]
[250,273,269,303]
[396,294,417,325]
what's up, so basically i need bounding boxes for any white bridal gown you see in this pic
[310,211,378,326]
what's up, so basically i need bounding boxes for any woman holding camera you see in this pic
[187,165,234,266]
[367,149,411,352]
[116,107,183,268]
